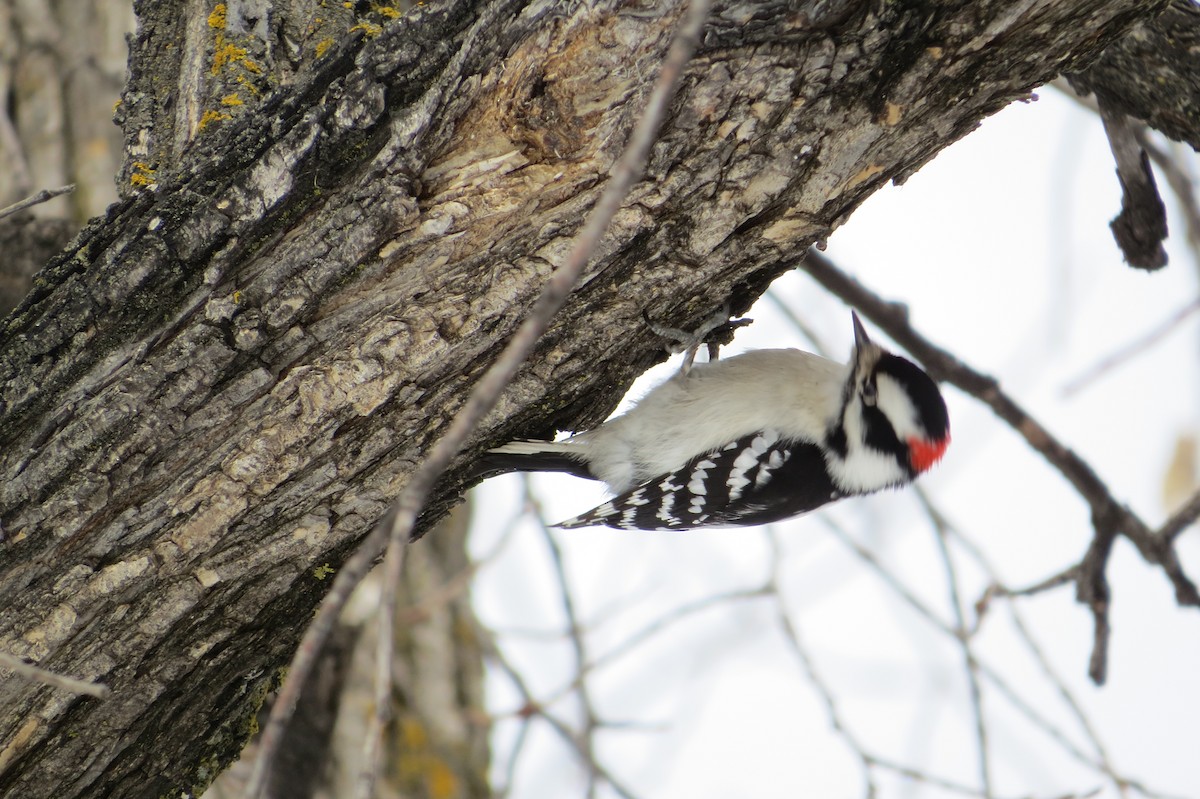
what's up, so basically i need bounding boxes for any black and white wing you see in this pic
[555,429,844,531]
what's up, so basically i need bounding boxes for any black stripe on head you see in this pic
[876,353,949,441]
[861,404,913,477]
[825,418,848,459]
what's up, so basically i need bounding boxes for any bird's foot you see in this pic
[642,303,752,375]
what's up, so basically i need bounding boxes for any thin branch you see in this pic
[494,716,532,798]
[922,492,993,798]
[1161,488,1200,542]
[355,540,406,799]
[797,247,1200,684]
[0,650,110,698]
[925,500,1150,798]
[485,633,643,799]
[765,528,878,798]
[242,2,711,794]
[975,566,1079,624]
[575,585,768,693]
[1061,296,1200,397]
[524,476,603,798]
[0,185,75,221]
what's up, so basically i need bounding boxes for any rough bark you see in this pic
[202,510,486,799]
[0,1,1177,797]
[1069,0,1200,151]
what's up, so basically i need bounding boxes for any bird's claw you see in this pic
[643,303,752,375]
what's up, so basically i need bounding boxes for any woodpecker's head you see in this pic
[827,312,950,492]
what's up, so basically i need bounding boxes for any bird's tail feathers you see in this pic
[466,440,595,484]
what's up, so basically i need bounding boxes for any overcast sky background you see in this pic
[468,87,1200,799]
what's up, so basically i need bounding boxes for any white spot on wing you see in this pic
[732,448,759,471]
[657,491,678,524]
[727,473,751,500]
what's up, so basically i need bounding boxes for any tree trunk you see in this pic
[0,1,1183,797]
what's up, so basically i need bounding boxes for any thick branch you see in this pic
[0,1,1169,795]
[1069,0,1200,150]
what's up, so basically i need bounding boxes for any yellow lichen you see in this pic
[129,161,156,187]
[314,37,335,58]
[376,5,401,18]
[312,564,335,580]
[208,3,226,29]
[220,93,244,106]
[212,36,246,74]
[235,73,261,96]
[212,33,261,75]
[198,109,232,130]
[350,21,383,37]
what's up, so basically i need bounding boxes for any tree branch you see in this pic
[0,185,75,222]
[797,248,1199,684]
[243,2,711,794]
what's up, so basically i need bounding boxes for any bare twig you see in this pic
[797,247,1200,684]
[524,477,603,797]
[355,540,406,799]
[242,2,711,795]
[922,493,993,798]
[975,566,1079,623]
[1062,296,1200,397]
[818,505,1181,798]
[578,585,768,689]
[1161,488,1200,542]
[765,529,878,798]
[0,184,75,221]
[495,716,532,798]
[921,497,1160,798]
[485,633,643,799]
[0,650,110,698]
[1096,96,1168,270]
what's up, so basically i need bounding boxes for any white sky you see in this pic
[469,88,1200,799]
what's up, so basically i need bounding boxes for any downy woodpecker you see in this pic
[474,312,949,530]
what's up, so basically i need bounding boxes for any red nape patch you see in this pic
[909,435,949,473]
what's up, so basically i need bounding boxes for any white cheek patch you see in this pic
[828,447,908,493]
[875,374,922,440]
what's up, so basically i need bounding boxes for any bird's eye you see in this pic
[862,380,877,406]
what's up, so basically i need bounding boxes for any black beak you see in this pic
[851,311,871,353]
